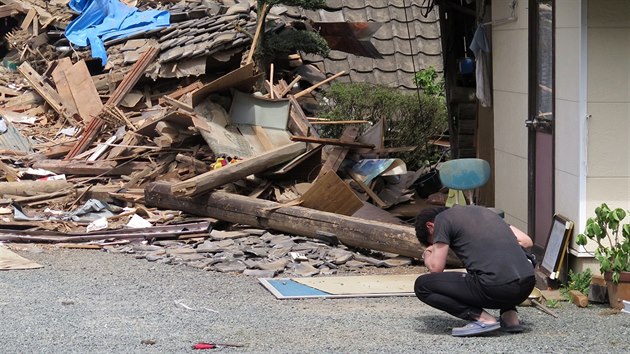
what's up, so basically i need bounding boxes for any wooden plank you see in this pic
[348,170,387,208]
[20,8,36,30]
[251,125,274,151]
[51,58,78,116]
[300,170,363,216]
[290,135,373,148]
[318,125,358,177]
[293,71,346,99]
[32,160,150,176]
[287,95,316,138]
[65,59,103,119]
[17,62,80,125]
[170,142,307,196]
[0,4,19,18]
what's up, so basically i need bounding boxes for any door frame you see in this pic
[527,0,556,259]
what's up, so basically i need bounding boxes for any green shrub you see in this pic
[560,268,592,300]
[318,82,447,170]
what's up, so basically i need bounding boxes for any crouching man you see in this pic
[414,205,536,336]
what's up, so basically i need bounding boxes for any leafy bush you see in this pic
[414,66,445,100]
[317,82,447,170]
[560,268,592,300]
[576,203,630,283]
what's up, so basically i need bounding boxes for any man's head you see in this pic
[414,206,448,245]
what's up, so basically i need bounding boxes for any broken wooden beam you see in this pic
[0,180,71,197]
[290,136,374,149]
[170,142,307,196]
[32,160,150,176]
[144,182,461,266]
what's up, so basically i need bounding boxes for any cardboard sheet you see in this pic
[259,274,420,299]
[0,246,43,270]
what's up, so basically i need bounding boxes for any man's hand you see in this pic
[423,243,448,273]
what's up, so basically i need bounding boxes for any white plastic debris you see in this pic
[86,217,109,233]
[126,214,152,228]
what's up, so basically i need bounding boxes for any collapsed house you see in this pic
[0,0,458,277]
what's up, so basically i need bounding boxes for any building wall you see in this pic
[579,0,630,261]
[492,0,529,232]
[586,1,630,216]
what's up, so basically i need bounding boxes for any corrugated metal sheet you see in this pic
[0,117,34,153]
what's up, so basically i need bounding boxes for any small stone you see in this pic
[61,300,74,306]
[187,259,216,269]
[145,253,164,262]
[141,339,156,345]
[166,247,196,256]
[382,256,413,267]
[243,269,276,278]
[132,244,163,252]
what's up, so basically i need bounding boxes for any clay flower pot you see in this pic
[604,271,630,310]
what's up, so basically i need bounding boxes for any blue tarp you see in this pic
[65,0,170,66]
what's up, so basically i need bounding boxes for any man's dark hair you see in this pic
[414,206,448,245]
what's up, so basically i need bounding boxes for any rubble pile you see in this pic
[0,0,447,278]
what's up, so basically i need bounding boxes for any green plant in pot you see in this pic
[576,203,630,309]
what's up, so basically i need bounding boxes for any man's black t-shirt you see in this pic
[432,205,534,285]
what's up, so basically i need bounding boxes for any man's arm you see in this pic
[423,242,448,273]
[509,225,533,248]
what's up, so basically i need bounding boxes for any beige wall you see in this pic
[586,0,630,221]
[492,0,529,231]
[555,0,584,252]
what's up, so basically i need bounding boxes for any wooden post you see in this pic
[145,182,463,266]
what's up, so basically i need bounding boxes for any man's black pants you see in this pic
[414,272,535,321]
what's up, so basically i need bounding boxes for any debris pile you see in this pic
[0,0,450,277]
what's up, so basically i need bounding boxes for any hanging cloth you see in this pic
[469,24,492,107]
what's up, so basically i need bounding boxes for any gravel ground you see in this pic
[1,245,629,354]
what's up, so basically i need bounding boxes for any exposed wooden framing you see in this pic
[65,47,159,159]
[245,2,268,65]
[278,75,301,97]
[287,95,317,138]
[308,119,370,125]
[170,142,307,196]
[293,71,346,99]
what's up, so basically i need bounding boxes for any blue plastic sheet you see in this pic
[65,0,170,66]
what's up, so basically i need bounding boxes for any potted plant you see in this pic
[576,203,630,309]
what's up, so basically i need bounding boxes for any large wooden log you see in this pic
[145,182,461,266]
